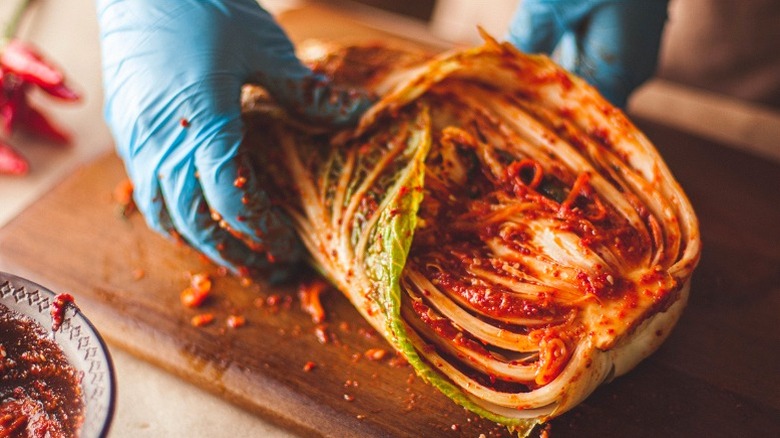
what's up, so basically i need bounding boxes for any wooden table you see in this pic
[1,5,778,438]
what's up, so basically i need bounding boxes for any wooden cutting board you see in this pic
[1,126,778,438]
[0,149,518,437]
[1,6,779,437]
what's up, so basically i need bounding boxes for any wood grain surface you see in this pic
[1,6,779,437]
[1,120,778,437]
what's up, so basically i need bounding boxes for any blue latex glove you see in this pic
[507,0,668,107]
[97,0,373,277]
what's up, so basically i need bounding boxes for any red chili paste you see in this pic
[0,304,84,437]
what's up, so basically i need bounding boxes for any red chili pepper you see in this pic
[0,140,28,175]
[0,40,77,98]
[17,103,71,144]
[0,38,80,157]
[0,77,23,134]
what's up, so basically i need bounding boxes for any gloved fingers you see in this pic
[263,72,375,127]
[221,1,374,126]
[506,0,568,55]
[124,165,176,238]
[191,113,303,265]
[570,1,668,107]
[156,156,273,275]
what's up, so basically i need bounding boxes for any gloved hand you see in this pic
[97,0,373,278]
[507,0,668,107]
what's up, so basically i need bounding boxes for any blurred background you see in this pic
[301,0,780,163]
[317,0,780,108]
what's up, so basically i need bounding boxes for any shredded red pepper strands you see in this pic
[560,172,608,221]
[507,158,544,189]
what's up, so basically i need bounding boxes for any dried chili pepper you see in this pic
[0,0,80,175]
[0,40,79,141]
[0,139,28,174]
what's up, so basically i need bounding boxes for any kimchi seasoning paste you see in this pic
[49,293,74,332]
[0,304,84,438]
